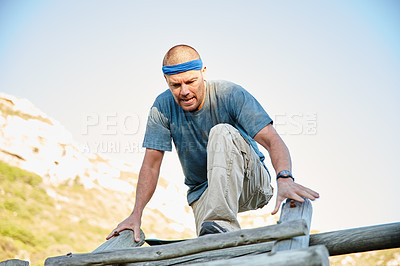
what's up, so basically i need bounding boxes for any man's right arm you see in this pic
[106,148,164,242]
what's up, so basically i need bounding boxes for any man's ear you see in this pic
[201,66,207,78]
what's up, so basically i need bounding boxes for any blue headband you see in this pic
[162,59,203,75]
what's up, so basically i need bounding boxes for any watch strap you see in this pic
[276,170,294,181]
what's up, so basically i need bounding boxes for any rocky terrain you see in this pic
[0,92,198,265]
[0,91,139,190]
[0,91,200,224]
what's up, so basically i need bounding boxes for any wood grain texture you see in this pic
[128,222,400,265]
[272,198,312,252]
[0,260,29,266]
[125,242,274,265]
[310,222,400,256]
[44,219,308,266]
[44,222,400,265]
[92,229,145,253]
[191,245,329,266]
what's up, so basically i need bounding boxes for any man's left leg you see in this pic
[191,124,273,236]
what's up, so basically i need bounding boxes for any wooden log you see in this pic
[126,242,274,265]
[127,222,400,265]
[187,245,330,266]
[92,229,145,253]
[310,222,400,256]
[45,221,400,265]
[0,259,29,266]
[272,198,312,252]
[44,219,308,266]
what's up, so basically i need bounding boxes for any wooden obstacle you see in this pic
[44,196,400,266]
[4,197,398,265]
[45,219,310,265]
[115,222,399,265]
[44,198,327,265]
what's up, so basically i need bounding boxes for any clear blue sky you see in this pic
[1,0,399,232]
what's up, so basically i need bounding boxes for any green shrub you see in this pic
[4,199,21,212]
[30,187,53,206]
[0,161,42,186]
[0,222,37,245]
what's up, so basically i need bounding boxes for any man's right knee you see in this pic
[209,123,235,139]
[208,124,236,153]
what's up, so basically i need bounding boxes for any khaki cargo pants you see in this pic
[191,124,274,236]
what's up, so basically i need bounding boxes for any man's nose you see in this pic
[180,84,190,96]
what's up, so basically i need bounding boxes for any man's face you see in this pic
[165,67,207,112]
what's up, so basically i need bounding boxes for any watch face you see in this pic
[279,170,291,177]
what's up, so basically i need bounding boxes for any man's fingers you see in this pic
[106,229,120,240]
[106,230,115,240]
[272,196,284,215]
[298,186,320,201]
[273,180,320,216]
[134,227,141,242]
[288,183,319,201]
[107,227,141,242]
[290,192,305,203]
[302,191,316,201]
[307,188,320,199]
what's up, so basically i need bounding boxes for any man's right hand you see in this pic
[106,213,142,242]
[107,149,163,242]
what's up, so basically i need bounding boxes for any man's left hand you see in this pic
[272,178,320,215]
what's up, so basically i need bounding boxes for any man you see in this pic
[107,44,319,241]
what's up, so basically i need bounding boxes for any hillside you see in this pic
[0,92,197,265]
[0,160,198,265]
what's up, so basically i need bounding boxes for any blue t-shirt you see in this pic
[143,80,273,204]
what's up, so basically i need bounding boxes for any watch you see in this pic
[276,170,294,181]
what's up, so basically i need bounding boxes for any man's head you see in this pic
[163,45,207,112]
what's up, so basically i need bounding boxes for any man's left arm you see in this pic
[254,123,320,215]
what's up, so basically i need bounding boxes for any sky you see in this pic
[0,0,399,233]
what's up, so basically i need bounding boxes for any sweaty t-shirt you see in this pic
[143,80,273,204]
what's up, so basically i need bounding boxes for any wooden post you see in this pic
[0,260,29,266]
[272,198,313,252]
[92,229,145,253]
[44,219,308,266]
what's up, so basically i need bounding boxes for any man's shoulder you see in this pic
[209,80,243,90]
[155,89,173,101]
[209,80,247,98]
[152,89,175,108]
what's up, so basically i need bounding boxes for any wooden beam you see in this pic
[45,222,400,265]
[181,245,330,266]
[272,198,312,252]
[44,219,308,266]
[125,242,274,265]
[310,222,400,256]
[92,229,145,253]
[127,222,400,265]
